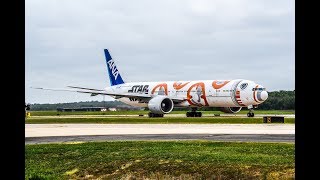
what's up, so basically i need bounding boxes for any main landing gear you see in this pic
[148,112,164,118]
[247,105,255,117]
[186,107,202,117]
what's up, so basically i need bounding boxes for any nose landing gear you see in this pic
[247,105,255,117]
[247,112,254,117]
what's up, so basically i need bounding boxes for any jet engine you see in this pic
[148,96,174,114]
[219,107,242,113]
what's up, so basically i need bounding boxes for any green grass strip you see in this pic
[26,141,294,179]
[25,117,295,124]
[28,110,295,116]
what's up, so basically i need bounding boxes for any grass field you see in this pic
[28,110,295,116]
[25,141,294,179]
[25,117,295,124]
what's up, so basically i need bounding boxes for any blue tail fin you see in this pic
[104,49,125,86]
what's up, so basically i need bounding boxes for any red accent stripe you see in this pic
[235,90,243,105]
[253,85,259,103]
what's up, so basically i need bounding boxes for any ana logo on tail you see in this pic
[107,59,119,80]
[104,49,124,86]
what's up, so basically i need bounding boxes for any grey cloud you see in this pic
[26,0,294,103]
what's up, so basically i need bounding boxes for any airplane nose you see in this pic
[260,91,268,101]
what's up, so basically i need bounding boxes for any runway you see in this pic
[29,114,295,119]
[25,124,295,144]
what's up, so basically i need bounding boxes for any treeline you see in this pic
[29,90,294,111]
[258,90,295,110]
[29,101,141,111]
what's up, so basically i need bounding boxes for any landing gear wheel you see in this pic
[148,112,164,118]
[247,112,254,117]
[187,112,194,117]
[186,111,202,117]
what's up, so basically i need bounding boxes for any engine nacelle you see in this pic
[219,107,242,113]
[148,96,174,114]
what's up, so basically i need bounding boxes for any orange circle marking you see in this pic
[212,80,230,89]
[173,81,190,90]
[151,83,168,95]
[187,82,209,106]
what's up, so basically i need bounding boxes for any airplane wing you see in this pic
[31,86,186,103]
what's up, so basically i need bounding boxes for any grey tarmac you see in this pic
[25,134,294,144]
[25,124,294,144]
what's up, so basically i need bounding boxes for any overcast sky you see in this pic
[26,0,295,104]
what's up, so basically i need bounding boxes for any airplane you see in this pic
[33,49,268,118]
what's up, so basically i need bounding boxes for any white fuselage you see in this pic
[105,79,268,108]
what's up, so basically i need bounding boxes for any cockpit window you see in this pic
[252,87,266,91]
[240,83,248,90]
